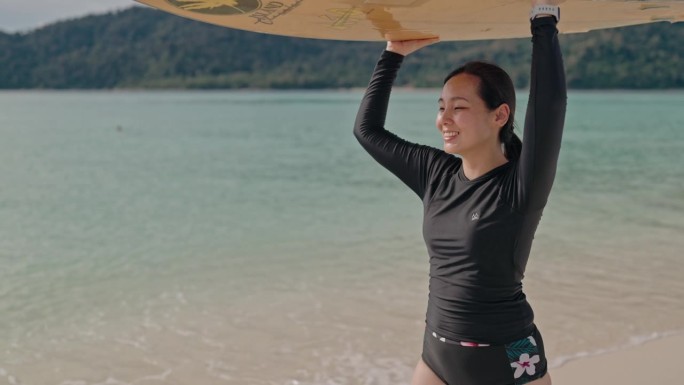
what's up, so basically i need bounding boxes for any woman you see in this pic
[353,1,566,384]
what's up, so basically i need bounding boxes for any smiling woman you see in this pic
[352,1,566,384]
[437,61,519,171]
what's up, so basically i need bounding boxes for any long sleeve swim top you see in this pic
[353,16,567,344]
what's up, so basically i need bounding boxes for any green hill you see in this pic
[1,6,682,89]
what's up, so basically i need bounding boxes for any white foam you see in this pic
[549,329,683,368]
[91,376,129,385]
[201,336,226,350]
[113,337,148,351]
[284,342,414,385]
[131,369,172,384]
[175,291,187,305]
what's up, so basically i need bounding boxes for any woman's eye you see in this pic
[438,107,445,112]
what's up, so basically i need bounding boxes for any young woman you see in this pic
[353,1,566,384]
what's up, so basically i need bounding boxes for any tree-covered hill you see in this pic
[1,6,682,89]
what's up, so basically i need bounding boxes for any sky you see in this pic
[0,1,142,33]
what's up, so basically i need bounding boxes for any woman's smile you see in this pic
[442,131,460,142]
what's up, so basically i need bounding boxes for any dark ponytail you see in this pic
[444,62,522,161]
[501,128,523,161]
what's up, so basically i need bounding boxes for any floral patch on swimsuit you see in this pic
[504,334,547,384]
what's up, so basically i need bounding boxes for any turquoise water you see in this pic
[1,90,683,384]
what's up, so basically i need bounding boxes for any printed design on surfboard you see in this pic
[165,0,262,15]
[320,8,369,30]
[138,0,684,41]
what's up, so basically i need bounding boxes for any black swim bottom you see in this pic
[421,325,548,385]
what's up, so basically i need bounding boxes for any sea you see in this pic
[1,89,682,385]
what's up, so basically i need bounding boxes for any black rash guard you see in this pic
[353,16,567,345]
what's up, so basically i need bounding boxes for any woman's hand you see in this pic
[386,37,440,57]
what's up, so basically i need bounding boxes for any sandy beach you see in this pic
[551,332,684,385]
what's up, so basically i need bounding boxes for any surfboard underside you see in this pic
[135,0,684,41]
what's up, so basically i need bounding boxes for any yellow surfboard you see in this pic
[134,0,684,41]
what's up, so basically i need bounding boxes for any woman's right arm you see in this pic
[353,45,456,200]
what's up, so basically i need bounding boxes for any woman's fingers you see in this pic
[386,37,440,56]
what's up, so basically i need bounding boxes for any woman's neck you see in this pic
[460,147,509,180]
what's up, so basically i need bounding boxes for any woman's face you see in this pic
[436,73,505,156]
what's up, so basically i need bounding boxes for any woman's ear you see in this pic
[493,103,511,129]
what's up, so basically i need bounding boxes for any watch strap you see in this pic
[529,5,560,22]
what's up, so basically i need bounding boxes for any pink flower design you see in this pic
[510,353,540,378]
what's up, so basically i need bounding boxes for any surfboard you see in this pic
[134,0,684,41]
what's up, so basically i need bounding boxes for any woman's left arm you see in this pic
[517,6,568,212]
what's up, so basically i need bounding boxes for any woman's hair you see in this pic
[444,62,522,161]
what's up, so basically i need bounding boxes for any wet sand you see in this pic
[552,332,684,385]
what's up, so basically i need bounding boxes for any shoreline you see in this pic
[548,329,682,369]
[551,330,683,384]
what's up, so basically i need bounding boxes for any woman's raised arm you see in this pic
[353,39,456,200]
[515,3,568,212]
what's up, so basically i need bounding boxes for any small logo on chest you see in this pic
[471,212,480,221]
